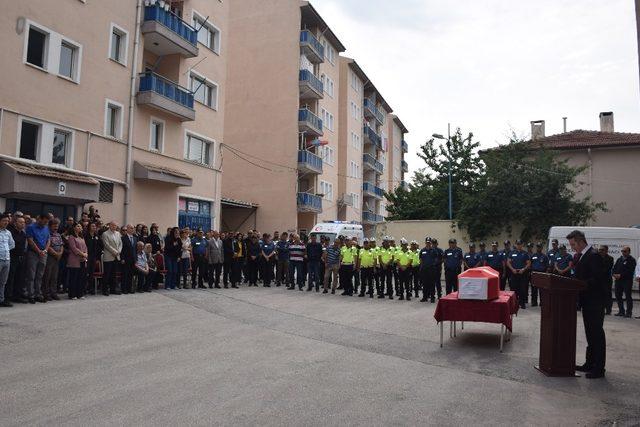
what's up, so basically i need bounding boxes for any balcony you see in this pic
[402,140,408,153]
[299,70,324,100]
[363,181,384,200]
[400,180,409,191]
[136,72,195,121]
[363,98,376,119]
[363,125,382,150]
[298,150,323,175]
[363,153,384,175]
[297,192,322,213]
[298,108,323,136]
[375,108,385,126]
[402,160,409,173]
[362,211,384,224]
[142,4,198,58]
[300,30,324,64]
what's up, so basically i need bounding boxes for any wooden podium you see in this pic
[531,272,586,376]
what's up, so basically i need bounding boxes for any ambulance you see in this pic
[309,221,364,244]
[547,226,640,258]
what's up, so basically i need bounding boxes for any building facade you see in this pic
[0,0,226,230]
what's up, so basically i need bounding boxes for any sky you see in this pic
[312,0,640,179]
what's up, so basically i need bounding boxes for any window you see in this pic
[105,100,123,139]
[58,41,78,80]
[320,181,333,201]
[350,161,360,178]
[325,76,334,97]
[394,167,401,181]
[52,129,70,165]
[99,181,114,203]
[19,121,40,161]
[350,192,360,208]
[321,108,334,132]
[322,39,335,65]
[318,146,334,166]
[190,73,218,109]
[350,70,360,93]
[351,132,360,150]
[193,13,221,54]
[109,24,128,65]
[26,26,48,68]
[150,118,164,152]
[185,133,212,166]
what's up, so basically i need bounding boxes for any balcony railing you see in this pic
[363,124,382,150]
[363,153,384,175]
[400,180,409,191]
[363,181,384,199]
[137,71,195,121]
[401,160,409,173]
[363,98,376,119]
[298,108,323,136]
[374,108,385,125]
[300,30,324,64]
[299,69,324,99]
[402,140,408,153]
[298,150,323,174]
[142,4,199,57]
[363,211,384,224]
[297,192,322,212]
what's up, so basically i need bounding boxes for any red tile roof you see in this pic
[527,130,640,150]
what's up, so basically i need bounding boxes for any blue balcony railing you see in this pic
[297,192,322,211]
[144,4,198,46]
[139,72,194,110]
[402,140,408,153]
[298,150,323,173]
[363,182,384,198]
[300,30,324,60]
[299,108,323,133]
[363,98,377,118]
[400,180,409,190]
[363,211,384,223]
[299,69,324,94]
[375,108,385,125]
[363,125,382,149]
[363,153,384,174]
[401,160,409,172]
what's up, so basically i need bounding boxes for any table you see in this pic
[433,291,519,352]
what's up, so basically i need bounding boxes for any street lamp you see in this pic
[432,124,453,220]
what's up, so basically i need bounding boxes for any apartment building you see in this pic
[0,0,226,230]
[224,0,408,234]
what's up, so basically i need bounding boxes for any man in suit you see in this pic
[567,230,607,379]
[206,230,224,288]
[120,224,137,294]
[101,221,123,295]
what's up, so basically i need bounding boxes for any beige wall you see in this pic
[557,146,640,227]
[388,116,404,192]
[224,0,299,232]
[0,0,225,230]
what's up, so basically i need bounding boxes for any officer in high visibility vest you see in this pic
[340,238,357,296]
[410,240,420,298]
[369,238,380,293]
[389,237,399,296]
[351,237,361,295]
[358,238,376,298]
[378,237,395,299]
[396,238,413,301]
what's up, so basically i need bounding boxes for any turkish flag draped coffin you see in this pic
[458,267,500,300]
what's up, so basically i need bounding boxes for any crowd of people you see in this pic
[0,209,637,319]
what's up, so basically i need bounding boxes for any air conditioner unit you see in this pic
[339,193,354,207]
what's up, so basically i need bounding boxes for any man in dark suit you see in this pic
[567,230,607,379]
[120,224,138,294]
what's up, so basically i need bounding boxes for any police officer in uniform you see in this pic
[358,238,375,298]
[486,242,504,287]
[396,238,413,301]
[612,246,636,318]
[432,239,444,298]
[500,240,513,291]
[410,240,420,298]
[547,239,560,273]
[478,242,488,266]
[378,237,394,299]
[463,243,482,270]
[419,238,435,302]
[598,245,614,315]
[339,239,357,296]
[507,239,530,309]
[370,238,380,294]
[529,242,549,306]
[443,238,463,294]
[554,245,573,277]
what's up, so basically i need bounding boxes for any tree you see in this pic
[385,128,484,220]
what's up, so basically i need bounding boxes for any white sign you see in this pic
[187,201,199,212]
[58,181,67,196]
[458,277,488,300]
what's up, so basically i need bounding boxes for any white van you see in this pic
[548,226,640,259]
[309,221,364,244]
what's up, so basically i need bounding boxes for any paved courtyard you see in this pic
[1,287,639,426]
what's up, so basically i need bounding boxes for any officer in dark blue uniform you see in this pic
[486,242,504,286]
[529,242,549,306]
[500,240,512,291]
[443,238,463,294]
[463,243,482,270]
[553,245,573,277]
[419,237,436,302]
[432,239,444,298]
[507,239,530,309]
[546,239,560,273]
[524,242,535,304]
[478,242,488,266]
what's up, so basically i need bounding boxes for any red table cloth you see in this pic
[433,291,519,331]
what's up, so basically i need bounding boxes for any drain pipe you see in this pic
[124,0,143,224]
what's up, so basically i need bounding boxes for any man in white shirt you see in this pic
[101,221,123,296]
[0,214,16,307]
